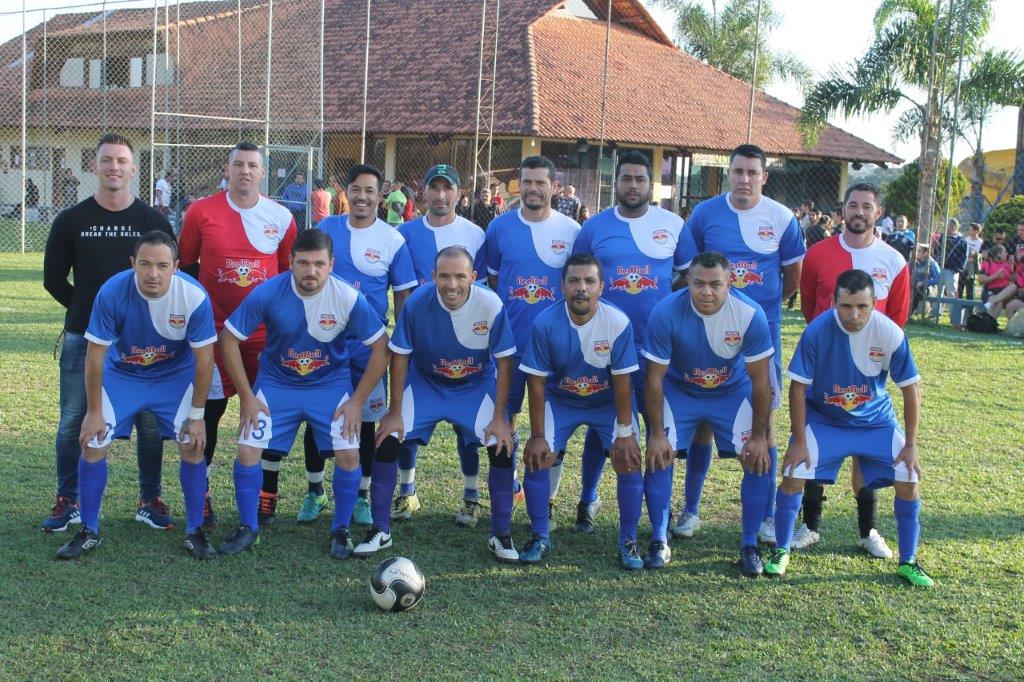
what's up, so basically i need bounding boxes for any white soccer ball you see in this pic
[369,556,425,612]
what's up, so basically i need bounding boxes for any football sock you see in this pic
[307,469,325,496]
[202,398,228,466]
[683,442,712,516]
[179,459,207,534]
[370,459,397,534]
[487,447,514,536]
[773,489,803,551]
[894,497,921,564]
[398,442,418,495]
[643,464,673,542]
[763,446,778,522]
[358,421,375,498]
[78,457,108,534]
[331,464,361,532]
[740,468,771,547]
[457,428,480,499]
[856,486,878,539]
[580,428,606,505]
[617,469,643,546]
[463,476,479,502]
[233,460,262,531]
[524,466,551,538]
[260,455,281,495]
[802,481,825,532]
[549,454,565,500]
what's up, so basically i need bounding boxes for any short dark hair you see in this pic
[729,144,767,170]
[994,227,1006,235]
[615,150,652,181]
[843,182,881,204]
[561,252,603,281]
[133,229,177,260]
[313,178,327,190]
[96,133,134,154]
[292,228,333,258]
[346,163,384,189]
[833,269,875,299]
[522,155,556,181]
[228,140,261,162]
[435,245,474,270]
[690,251,730,275]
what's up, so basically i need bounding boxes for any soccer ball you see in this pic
[369,556,425,612]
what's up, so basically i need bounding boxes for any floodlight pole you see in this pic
[360,0,371,163]
[746,0,763,144]
[319,0,325,175]
[595,0,612,211]
[149,0,159,204]
[939,0,967,273]
[20,0,26,253]
[236,0,242,138]
[264,0,274,149]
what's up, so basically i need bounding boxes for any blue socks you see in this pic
[488,461,514,536]
[524,466,551,538]
[617,470,643,546]
[644,465,673,542]
[580,428,606,505]
[78,458,108,534]
[763,446,778,522]
[683,442,713,516]
[331,464,361,532]
[740,468,771,547]
[457,428,480,500]
[894,497,921,564]
[233,459,263,531]
[773,489,803,550]
[179,459,207,534]
[370,459,398,534]
[398,442,418,496]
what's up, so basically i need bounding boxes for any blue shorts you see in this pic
[400,369,497,448]
[767,318,782,410]
[348,339,387,422]
[543,398,639,453]
[662,382,752,457]
[238,378,359,453]
[91,370,193,448]
[786,419,917,489]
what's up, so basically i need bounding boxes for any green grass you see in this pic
[1,252,1022,679]
[0,219,50,253]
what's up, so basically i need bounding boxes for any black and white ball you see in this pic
[369,556,425,612]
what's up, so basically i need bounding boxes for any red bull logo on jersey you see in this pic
[724,330,741,347]
[757,226,775,242]
[684,366,731,389]
[729,260,763,289]
[610,265,658,295]
[550,240,566,255]
[823,384,872,411]
[593,339,610,357]
[217,258,268,288]
[319,314,337,331]
[364,248,381,264]
[558,375,609,397]
[369,396,385,413]
[508,276,556,305]
[168,314,186,329]
[121,345,173,366]
[263,225,280,239]
[868,346,885,362]
[433,357,481,380]
[871,267,888,284]
[652,229,670,245]
[473,320,489,335]
[281,349,330,376]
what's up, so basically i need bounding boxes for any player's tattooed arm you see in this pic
[523,374,554,471]
[484,355,514,455]
[782,380,812,475]
[219,329,268,439]
[79,341,110,449]
[894,381,922,480]
[376,351,409,446]
[740,357,771,475]
[643,360,673,471]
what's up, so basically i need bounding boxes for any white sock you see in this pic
[307,470,325,484]
[549,462,564,500]
[359,475,371,492]
[464,474,478,492]
[399,468,415,485]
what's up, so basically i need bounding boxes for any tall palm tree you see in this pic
[655,0,811,90]
[799,0,993,233]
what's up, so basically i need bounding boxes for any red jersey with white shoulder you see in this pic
[800,233,910,327]
[178,191,297,328]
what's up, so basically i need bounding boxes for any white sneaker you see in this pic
[757,518,777,545]
[858,528,893,559]
[790,523,820,550]
[353,527,392,557]
[488,534,519,563]
[670,511,701,538]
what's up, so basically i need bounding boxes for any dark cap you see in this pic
[423,164,460,188]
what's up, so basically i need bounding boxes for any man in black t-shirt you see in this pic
[42,133,175,534]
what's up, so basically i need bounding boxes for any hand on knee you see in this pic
[487,445,512,469]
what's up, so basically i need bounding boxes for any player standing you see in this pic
[56,231,217,559]
[569,150,690,533]
[485,155,580,529]
[678,144,805,543]
[356,247,518,562]
[643,252,774,574]
[216,230,389,557]
[518,254,643,568]
[764,270,933,587]
[177,141,296,527]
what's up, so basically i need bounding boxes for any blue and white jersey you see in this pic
[788,309,919,428]
[485,208,580,350]
[389,283,516,388]
[398,215,487,285]
[224,271,385,388]
[572,205,689,347]
[519,300,638,409]
[85,269,216,379]
[682,193,805,322]
[317,215,417,324]
[642,288,773,397]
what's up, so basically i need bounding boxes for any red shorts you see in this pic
[210,334,263,399]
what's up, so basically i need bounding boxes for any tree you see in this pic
[655,0,811,90]
[984,194,1024,237]
[884,158,968,227]
[800,0,994,236]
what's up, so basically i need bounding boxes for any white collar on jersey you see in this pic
[435,281,475,312]
[613,205,652,222]
[290,273,328,301]
[724,192,765,213]
[838,231,879,252]
[689,296,728,320]
[133,273,171,302]
[563,300,600,330]
[832,307,876,336]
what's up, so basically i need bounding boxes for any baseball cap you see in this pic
[423,164,460,187]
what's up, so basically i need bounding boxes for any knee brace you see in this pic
[375,435,401,463]
[487,444,513,469]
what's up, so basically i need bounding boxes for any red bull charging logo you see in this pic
[281,349,330,376]
[823,384,872,411]
[868,346,885,362]
[730,260,763,289]
[508,276,556,305]
[473,320,489,335]
[871,267,888,283]
[216,258,267,288]
[723,330,741,347]
[364,248,381,264]
[433,357,481,380]
[610,265,658,295]
[558,375,609,397]
[121,344,173,366]
[652,229,670,245]
[550,240,566,255]
[684,366,731,389]
[319,314,337,330]
[168,313,186,329]
[593,339,610,356]
[263,225,279,239]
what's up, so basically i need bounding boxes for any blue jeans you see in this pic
[56,332,164,501]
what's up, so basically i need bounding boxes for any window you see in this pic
[105,55,131,89]
[25,147,50,171]
[88,59,101,89]
[59,58,85,87]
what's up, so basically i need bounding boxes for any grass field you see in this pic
[1,252,1022,679]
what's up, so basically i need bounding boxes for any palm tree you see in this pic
[799,0,994,234]
[655,0,811,90]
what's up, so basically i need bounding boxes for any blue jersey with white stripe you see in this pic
[788,309,919,428]
[485,208,580,351]
[519,300,637,409]
[85,269,216,379]
[398,215,487,285]
[642,288,773,397]
[225,271,385,388]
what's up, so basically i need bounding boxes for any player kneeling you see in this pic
[765,269,933,587]
[58,231,217,560]
[217,230,389,558]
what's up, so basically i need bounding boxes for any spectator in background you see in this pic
[310,178,332,226]
[217,171,228,192]
[960,222,984,300]
[153,170,174,217]
[911,243,941,314]
[982,226,1007,256]
[59,168,80,210]
[804,214,832,247]
[930,218,968,323]
[977,245,1012,303]
[401,182,416,222]
[555,184,582,221]
[280,172,309,229]
[830,208,845,234]
[579,204,590,222]
[384,181,407,226]
[328,175,349,215]
[1006,220,1024,264]
[798,200,814,230]
[456,192,471,218]
[878,210,894,235]
[469,185,500,230]
[884,215,916,262]
[491,186,505,212]
[26,178,40,209]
